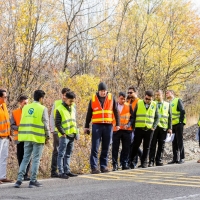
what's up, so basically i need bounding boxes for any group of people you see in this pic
[0,81,194,188]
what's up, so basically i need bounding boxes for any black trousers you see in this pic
[112,130,131,167]
[149,126,167,164]
[17,142,30,177]
[130,128,153,164]
[172,123,185,161]
[51,133,59,174]
[129,141,143,165]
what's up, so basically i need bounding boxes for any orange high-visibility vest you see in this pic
[0,103,10,137]
[127,98,139,111]
[91,93,113,124]
[113,103,132,131]
[12,108,22,141]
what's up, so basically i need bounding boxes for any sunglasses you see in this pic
[145,97,151,101]
[127,92,133,94]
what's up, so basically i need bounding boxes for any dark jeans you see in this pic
[149,126,167,164]
[90,124,113,170]
[17,142,30,177]
[172,123,185,161]
[130,128,154,165]
[57,136,74,174]
[112,130,131,167]
[51,133,59,174]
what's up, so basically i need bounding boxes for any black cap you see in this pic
[98,82,107,91]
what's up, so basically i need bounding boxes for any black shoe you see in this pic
[122,165,130,170]
[168,160,178,164]
[156,162,163,166]
[148,162,154,167]
[178,159,185,164]
[65,172,78,177]
[138,165,142,168]
[58,173,69,179]
[51,172,59,178]
[101,168,109,173]
[14,181,22,188]
[29,180,43,188]
[24,176,30,181]
[142,163,148,168]
[129,162,136,169]
[112,165,118,171]
[91,168,101,174]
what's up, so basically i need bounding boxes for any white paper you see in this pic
[165,133,175,142]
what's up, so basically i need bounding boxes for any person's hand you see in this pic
[61,134,66,137]
[8,135,12,142]
[45,137,50,144]
[151,128,155,131]
[84,128,90,135]
[167,129,172,135]
[124,125,128,129]
[116,126,120,131]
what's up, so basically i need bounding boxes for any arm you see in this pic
[55,110,65,135]
[10,113,18,131]
[113,98,120,126]
[177,99,185,124]
[42,108,50,139]
[49,103,55,132]
[132,104,137,129]
[127,104,134,127]
[84,100,92,128]
[168,105,172,130]
[152,106,160,130]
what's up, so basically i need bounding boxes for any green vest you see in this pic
[171,98,186,125]
[18,102,46,143]
[198,116,200,127]
[56,104,78,137]
[54,100,63,132]
[157,101,170,129]
[135,100,157,129]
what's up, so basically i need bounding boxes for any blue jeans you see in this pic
[57,136,74,174]
[90,124,113,170]
[17,142,44,182]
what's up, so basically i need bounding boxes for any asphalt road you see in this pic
[1,161,200,200]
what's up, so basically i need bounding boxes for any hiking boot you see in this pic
[91,168,101,174]
[14,181,22,188]
[101,168,109,173]
[29,180,43,188]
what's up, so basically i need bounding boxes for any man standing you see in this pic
[149,90,172,167]
[11,95,30,180]
[50,88,70,178]
[84,82,120,174]
[14,90,50,188]
[112,92,133,171]
[130,90,159,168]
[0,89,13,184]
[56,91,78,179]
[166,90,186,164]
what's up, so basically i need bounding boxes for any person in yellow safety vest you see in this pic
[50,88,70,178]
[112,92,133,171]
[149,90,172,167]
[10,95,31,181]
[129,90,160,168]
[14,90,50,188]
[166,90,186,164]
[0,89,13,184]
[197,116,200,163]
[55,91,79,179]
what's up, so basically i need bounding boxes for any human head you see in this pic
[33,90,45,104]
[18,95,29,108]
[0,89,7,104]
[127,86,138,99]
[64,91,76,106]
[166,90,175,100]
[118,92,126,105]
[144,90,154,104]
[61,88,70,100]
[154,90,164,102]
[98,82,107,97]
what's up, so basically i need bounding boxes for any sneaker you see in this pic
[58,173,69,179]
[91,168,101,174]
[65,172,78,177]
[29,180,43,188]
[14,181,22,188]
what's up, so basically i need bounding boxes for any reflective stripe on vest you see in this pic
[171,98,186,125]
[18,102,46,143]
[0,103,10,137]
[56,104,77,137]
[12,108,22,141]
[91,93,113,123]
[113,103,132,131]
[135,100,157,129]
[157,101,170,129]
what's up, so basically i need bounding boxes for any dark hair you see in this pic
[61,88,70,94]
[0,89,6,97]
[145,90,154,97]
[128,86,138,92]
[18,95,28,103]
[34,90,45,101]
[119,92,126,98]
[66,91,76,99]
